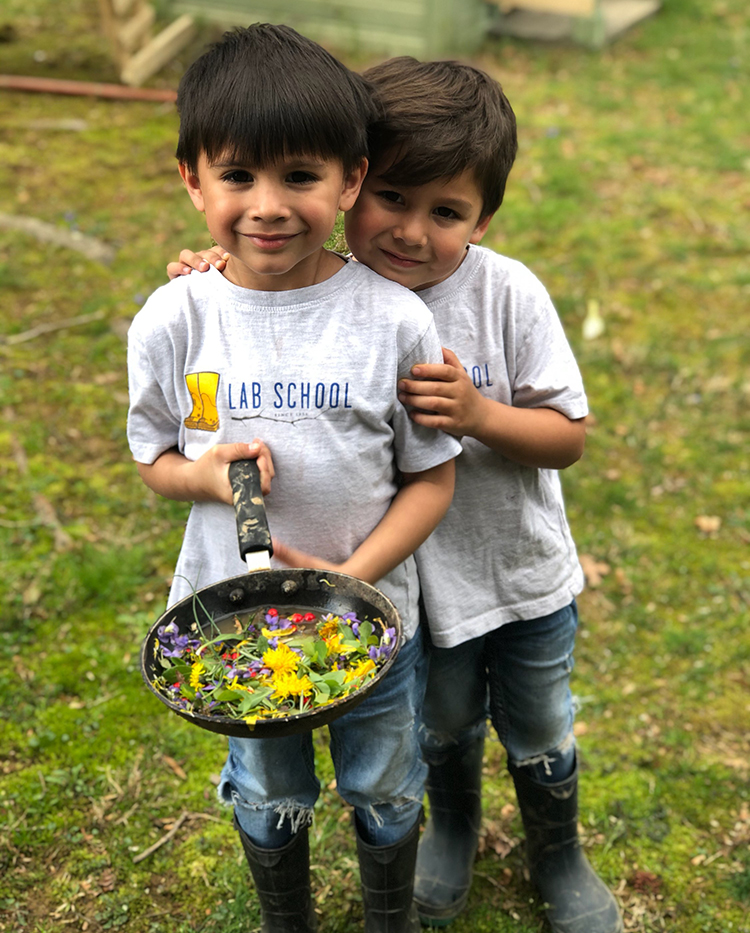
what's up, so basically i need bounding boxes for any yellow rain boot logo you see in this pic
[184,372,220,432]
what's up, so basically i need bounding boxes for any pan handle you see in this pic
[228,460,274,561]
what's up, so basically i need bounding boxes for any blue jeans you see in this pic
[218,626,428,848]
[420,601,578,784]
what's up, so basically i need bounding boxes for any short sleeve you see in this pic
[392,315,462,473]
[512,297,588,420]
[126,311,183,464]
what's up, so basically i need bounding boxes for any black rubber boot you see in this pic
[235,814,317,932]
[509,760,623,933]
[355,815,422,933]
[413,736,484,926]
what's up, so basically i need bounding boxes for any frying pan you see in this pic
[140,460,403,738]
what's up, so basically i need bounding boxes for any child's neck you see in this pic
[223,248,345,292]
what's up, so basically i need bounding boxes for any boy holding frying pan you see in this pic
[171,56,621,933]
[127,25,459,932]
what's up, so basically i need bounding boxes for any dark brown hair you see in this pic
[363,57,517,216]
[176,24,376,174]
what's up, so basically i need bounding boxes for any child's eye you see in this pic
[376,190,405,206]
[222,170,253,184]
[434,206,459,219]
[288,171,317,184]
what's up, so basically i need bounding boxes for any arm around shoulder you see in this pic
[342,458,455,583]
[271,457,456,585]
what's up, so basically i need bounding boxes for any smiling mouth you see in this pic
[242,232,298,250]
[380,248,425,268]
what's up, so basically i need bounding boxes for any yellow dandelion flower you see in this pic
[271,671,314,700]
[189,661,205,688]
[343,658,377,684]
[319,617,340,640]
[262,642,300,675]
[226,679,250,692]
[324,632,345,656]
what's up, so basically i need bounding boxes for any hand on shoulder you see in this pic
[166,247,229,280]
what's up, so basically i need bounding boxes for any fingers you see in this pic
[167,248,230,279]
[441,346,462,367]
[199,247,230,270]
[166,260,192,280]
[221,440,274,495]
[406,363,456,384]
[249,437,275,495]
[272,539,335,572]
[399,379,452,401]
[243,439,274,496]
[271,539,304,568]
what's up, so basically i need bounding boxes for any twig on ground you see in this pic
[0,212,116,265]
[132,810,189,863]
[1,309,107,345]
[131,811,227,864]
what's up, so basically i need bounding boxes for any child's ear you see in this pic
[338,158,368,212]
[469,212,494,244]
[179,163,205,213]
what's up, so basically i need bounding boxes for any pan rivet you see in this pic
[229,588,245,603]
[281,580,299,594]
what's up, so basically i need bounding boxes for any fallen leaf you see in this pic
[629,870,662,893]
[579,554,611,587]
[694,515,721,534]
[163,756,187,780]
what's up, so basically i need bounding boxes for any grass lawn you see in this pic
[1,0,748,930]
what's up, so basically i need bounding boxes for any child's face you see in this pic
[180,153,365,290]
[344,168,493,291]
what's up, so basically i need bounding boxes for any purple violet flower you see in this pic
[157,621,179,639]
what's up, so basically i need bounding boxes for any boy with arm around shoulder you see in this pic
[128,26,459,933]
[348,57,623,933]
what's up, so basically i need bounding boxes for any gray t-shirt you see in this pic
[415,245,588,647]
[127,260,461,637]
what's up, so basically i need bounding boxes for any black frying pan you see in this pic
[140,460,403,738]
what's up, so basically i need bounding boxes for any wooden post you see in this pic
[98,0,196,86]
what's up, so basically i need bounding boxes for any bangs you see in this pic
[374,142,477,190]
[197,76,360,170]
[176,24,374,174]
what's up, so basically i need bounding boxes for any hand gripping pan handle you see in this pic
[228,459,273,570]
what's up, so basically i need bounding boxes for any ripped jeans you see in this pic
[420,601,578,784]
[218,626,428,849]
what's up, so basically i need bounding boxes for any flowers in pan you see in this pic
[150,608,397,726]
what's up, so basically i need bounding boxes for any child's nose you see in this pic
[393,217,427,247]
[250,182,291,223]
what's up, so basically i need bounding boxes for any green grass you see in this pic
[1,0,749,930]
